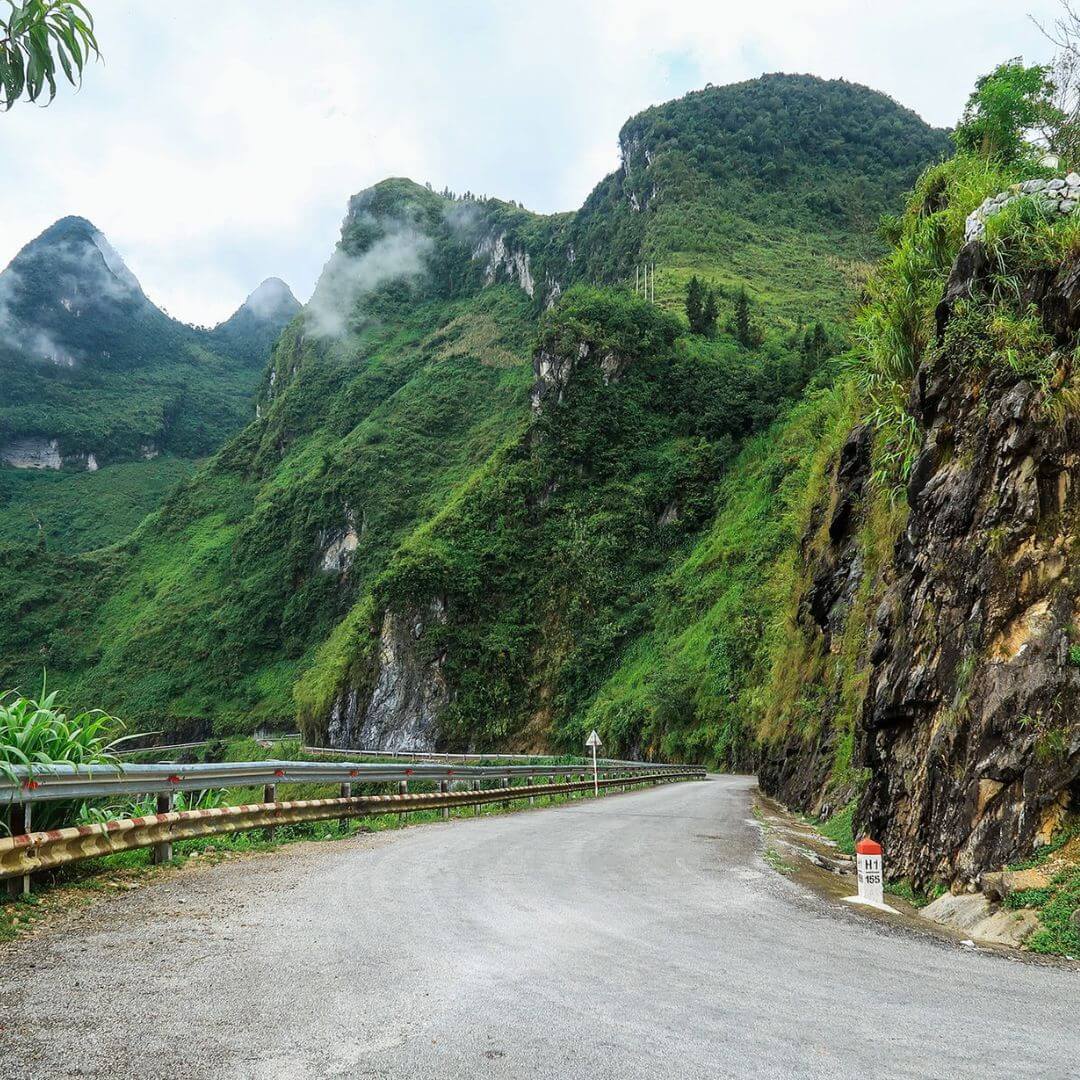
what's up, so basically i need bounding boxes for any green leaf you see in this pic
[0,0,99,107]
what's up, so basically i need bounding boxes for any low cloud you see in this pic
[0,268,70,365]
[442,200,484,239]
[305,218,434,339]
[0,227,142,366]
[241,278,296,320]
[86,230,143,302]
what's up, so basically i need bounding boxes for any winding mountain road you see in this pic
[0,775,1075,1079]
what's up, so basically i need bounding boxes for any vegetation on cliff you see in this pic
[732,87,1080,906]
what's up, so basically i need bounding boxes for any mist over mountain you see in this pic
[209,277,301,365]
[0,217,298,549]
[0,216,152,370]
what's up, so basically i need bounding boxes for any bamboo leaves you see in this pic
[0,1,99,111]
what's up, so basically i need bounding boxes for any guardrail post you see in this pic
[340,781,352,833]
[263,783,277,841]
[440,780,449,820]
[6,803,31,897]
[399,780,408,826]
[503,773,511,808]
[473,779,481,815]
[526,776,534,806]
[151,792,174,865]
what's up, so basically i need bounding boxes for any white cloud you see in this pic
[0,0,1063,324]
[306,218,434,339]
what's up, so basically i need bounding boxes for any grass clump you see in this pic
[884,879,939,908]
[0,676,122,782]
[1025,867,1080,956]
[763,846,796,875]
[855,155,1040,490]
[816,800,857,855]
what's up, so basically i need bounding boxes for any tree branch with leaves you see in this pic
[0,0,99,111]
[952,59,1062,164]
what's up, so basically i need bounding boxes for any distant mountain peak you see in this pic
[234,277,300,323]
[208,276,300,367]
[0,217,152,368]
[8,216,144,301]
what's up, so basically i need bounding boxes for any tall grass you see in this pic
[855,154,1043,489]
[0,676,123,784]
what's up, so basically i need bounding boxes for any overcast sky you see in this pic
[0,0,1064,325]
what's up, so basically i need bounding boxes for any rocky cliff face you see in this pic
[757,422,874,816]
[530,341,628,414]
[765,241,1080,888]
[0,436,99,471]
[324,600,449,752]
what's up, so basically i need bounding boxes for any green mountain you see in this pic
[208,278,303,367]
[0,74,948,749]
[560,73,950,317]
[0,217,299,550]
[580,145,1080,902]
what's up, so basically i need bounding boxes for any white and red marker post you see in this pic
[844,837,896,912]
[855,837,884,906]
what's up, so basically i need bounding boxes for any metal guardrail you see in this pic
[115,735,303,758]
[0,759,690,805]
[0,758,706,888]
[0,771,704,881]
[115,741,218,759]
[306,746,641,765]
[117,740,620,766]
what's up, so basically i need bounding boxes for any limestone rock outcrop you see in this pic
[764,240,1080,888]
[325,600,449,752]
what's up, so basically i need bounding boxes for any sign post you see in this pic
[585,730,602,796]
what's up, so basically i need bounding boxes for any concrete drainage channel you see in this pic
[753,793,1079,964]
[0,759,706,893]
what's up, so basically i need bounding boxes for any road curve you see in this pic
[0,775,1075,1079]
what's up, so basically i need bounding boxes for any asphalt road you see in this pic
[0,775,1076,1079]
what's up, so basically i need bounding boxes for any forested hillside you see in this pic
[0,74,947,750]
[0,217,299,550]
[564,74,949,317]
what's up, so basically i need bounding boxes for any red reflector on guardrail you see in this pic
[273,769,286,778]
[21,779,39,790]
[167,775,181,785]
[405,768,414,776]
[349,769,358,777]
